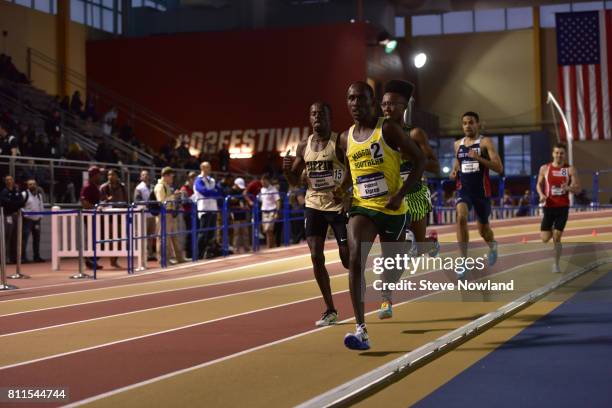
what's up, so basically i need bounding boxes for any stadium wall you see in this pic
[0,0,87,97]
[86,22,368,173]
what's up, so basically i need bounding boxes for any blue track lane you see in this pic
[415,270,612,408]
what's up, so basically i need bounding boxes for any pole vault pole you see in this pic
[546,91,575,206]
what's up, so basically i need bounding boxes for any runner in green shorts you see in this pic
[378,80,441,319]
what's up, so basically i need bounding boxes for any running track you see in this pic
[0,210,611,407]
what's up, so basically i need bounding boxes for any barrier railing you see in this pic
[3,192,609,286]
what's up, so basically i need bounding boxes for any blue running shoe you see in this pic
[488,241,498,266]
[344,324,370,350]
[378,301,393,320]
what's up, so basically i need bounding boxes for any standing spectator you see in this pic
[99,169,128,269]
[134,169,156,261]
[44,109,62,154]
[0,124,19,156]
[193,161,221,259]
[229,177,249,254]
[218,143,230,172]
[260,175,280,248]
[70,90,83,116]
[100,169,128,205]
[21,179,45,263]
[180,171,197,260]
[80,166,104,270]
[516,190,531,217]
[103,107,118,136]
[84,93,97,121]
[155,167,186,264]
[243,176,262,208]
[1,175,25,264]
[176,142,191,162]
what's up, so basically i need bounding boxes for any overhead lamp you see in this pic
[413,52,427,69]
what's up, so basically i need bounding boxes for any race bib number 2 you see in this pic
[356,172,388,199]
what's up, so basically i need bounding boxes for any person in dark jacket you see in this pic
[0,175,26,264]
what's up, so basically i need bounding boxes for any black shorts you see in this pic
[304,207,348,245]
[541,207,569,232]
[456,192,491,224]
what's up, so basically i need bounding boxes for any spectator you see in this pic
[100,169,128,205]
[516,189,531,217]
[243,176,262,208]
[193,161,221,259]
[84,93,97,121]
[70,90,83,116]
[99,169,128,269]
[502,189,513,206]
[180,171,197,260]
[176,142,191,162]
[21,179,45,263]
[134,169,156,261]
[80,166,104,270]
[0,124,19,156]
[228,177,249,253]
[154,167,186,264]
[260,175,280,248]
[0,175,25,264]
[44,109,62,147]
[218,143,230,172]
[102,107,118,136]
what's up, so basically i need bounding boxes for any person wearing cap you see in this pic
[229,177,249,254]
[154,167,186,264]
[80,166,104,269]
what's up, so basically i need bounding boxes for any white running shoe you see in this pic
[315,310,338,327]
[552,263,561,273]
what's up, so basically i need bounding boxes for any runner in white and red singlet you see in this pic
[536,143,581,273]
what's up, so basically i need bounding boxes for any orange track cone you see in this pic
[592,229,598,237]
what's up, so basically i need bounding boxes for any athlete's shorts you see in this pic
[304,207,348,245]
[405,183,432,223]
[456,192,491,224]
[541,207,569,232]
[349,206,410,241]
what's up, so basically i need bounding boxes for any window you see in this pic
[436,138,456,176]
[71,0,85,23]
[475,9,505,32]
[507,7,532,30]
[34,0,50,12]
[571,1,604,12]
[540,3,570,28]
[412,14,442,36]
[443,11,473,34]
[503,135,531,176]
[394,16,405,38]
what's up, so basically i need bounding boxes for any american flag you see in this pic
[556,10,612,141]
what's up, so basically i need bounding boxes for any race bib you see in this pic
[356,172,388,199]
[309,171,335,191]
[551,186,565,196]
[461,161,480,173]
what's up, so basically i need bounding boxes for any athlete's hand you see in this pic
[450,168,457,180]
[560,182,569,192]
[539,194,547,203]
[467,149,480,160]
[282,149,293,172]
[385,193,404,211]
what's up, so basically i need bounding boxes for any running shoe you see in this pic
[488,241,498,266]
[344,324,370,350]
[552,262,561,273]
[428,230,440,257]
[315,310,338,327]
[378,301,393,319]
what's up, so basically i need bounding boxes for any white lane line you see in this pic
[0,261,340,319]
[64,253,575,408]
[0,248,340,304]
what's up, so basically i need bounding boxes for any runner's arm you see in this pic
[411,127,439,174]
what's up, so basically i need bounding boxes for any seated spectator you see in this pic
[502,189,513,206]
[65,142,91,162]
[21,179,45,263]
[84,93,97,121]
[176,142,191,162]
[70,90,83,116]
[102,107,118,136]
